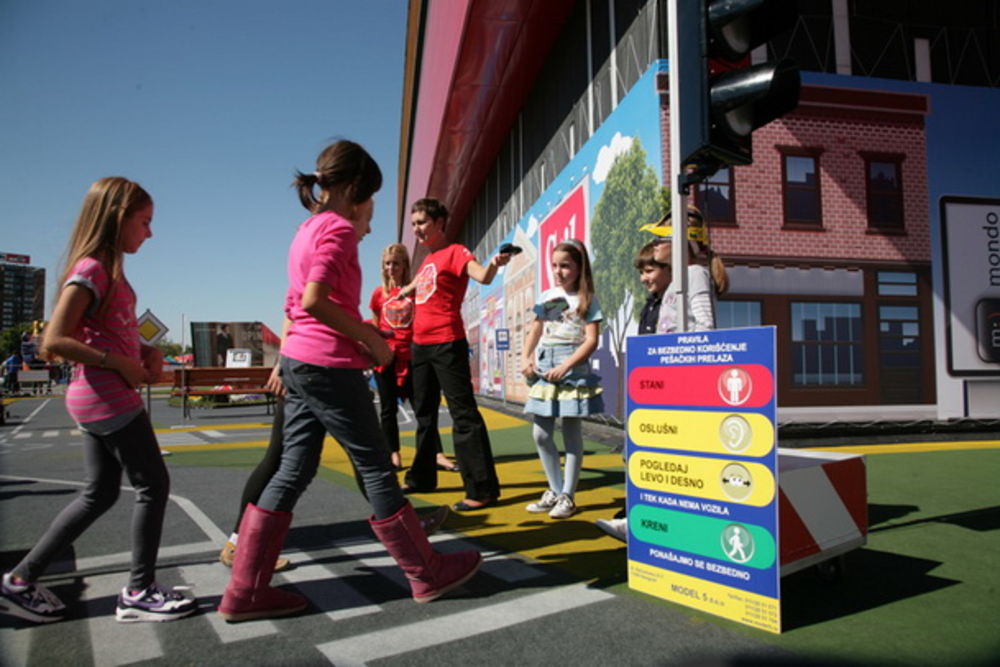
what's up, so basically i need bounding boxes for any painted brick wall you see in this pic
[659,97,931,264]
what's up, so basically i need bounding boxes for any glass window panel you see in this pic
[787,189,819,222]
[791,302,864,386]
[878,283,918,296]
[717,301,761,329]
[902,322,919,336]
[878,272,916,284]
[882,352,921,368]
[869,162,899,189]
[703,185,731,219]
[786,156,815,184]
[880,306,919,321]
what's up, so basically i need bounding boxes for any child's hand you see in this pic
[544,363,571,383]
[110,354,146,388]
[265,364,286,398]
[360,331,394,368]
[521,359,537,379]
[140,345,163,384]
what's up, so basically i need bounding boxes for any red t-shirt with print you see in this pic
[412,243,475,345]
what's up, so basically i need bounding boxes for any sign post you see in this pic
[136,309,169,416]
[625,326,781,633]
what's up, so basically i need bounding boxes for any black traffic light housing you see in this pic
[678,0,801,174]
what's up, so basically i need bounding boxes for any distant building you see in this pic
[0,253,45,330]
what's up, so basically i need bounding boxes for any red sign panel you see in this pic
[538,183,588,292]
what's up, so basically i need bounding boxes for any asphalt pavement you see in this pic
[1,391,998,666]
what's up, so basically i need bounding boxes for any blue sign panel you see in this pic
[625,326,780,633]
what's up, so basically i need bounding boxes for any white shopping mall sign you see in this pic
[939,196,1000,376]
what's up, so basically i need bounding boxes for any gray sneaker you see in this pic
[526,489,558,513]
[1,572,66,623]
[548,494,577,519]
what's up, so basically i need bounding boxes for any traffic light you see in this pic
[677,0,801,172]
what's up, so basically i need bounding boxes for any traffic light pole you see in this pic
[667,0,696,333]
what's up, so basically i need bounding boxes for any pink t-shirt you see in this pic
[281,211,368,368]
[412,243,474,345]
[64,258,143,424]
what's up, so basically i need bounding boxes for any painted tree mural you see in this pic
[590,137,664,416]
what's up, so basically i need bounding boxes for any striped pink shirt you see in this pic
[64,257,143,425]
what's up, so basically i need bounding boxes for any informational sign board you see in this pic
[495,328,510,351]
[625,326,780,633]
[137,309,168,345]
[939,196,1000,375]
[226,348,252,368]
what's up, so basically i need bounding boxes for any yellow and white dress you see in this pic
[524,287,604,418]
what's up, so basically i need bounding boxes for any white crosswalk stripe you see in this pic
[83,572,163,664]
[179,562,281,642]
[42,430,58,438]
[316,583,614,666]
[277,552,385,621]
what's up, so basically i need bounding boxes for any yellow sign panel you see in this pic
[629,561,780,633]
[627,409,774,457]
[628,450,775,506]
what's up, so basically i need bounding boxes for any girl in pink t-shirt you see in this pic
[218,140,481,622]
[1,178,196,624]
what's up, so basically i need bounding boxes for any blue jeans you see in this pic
[257,358,404,520]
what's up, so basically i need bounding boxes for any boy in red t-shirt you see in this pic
[399,198,512,510]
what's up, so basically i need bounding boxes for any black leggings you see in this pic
[13,411,169,591]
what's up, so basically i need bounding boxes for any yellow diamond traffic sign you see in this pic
[137,309,168,345]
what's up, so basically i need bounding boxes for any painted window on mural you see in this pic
[865,157,904,230]
[878,305,921,367]
[695,167,735,224]
[877,271,917,296]
[717,300,761,329]
[782,154,821,226]
[791,302,863,386]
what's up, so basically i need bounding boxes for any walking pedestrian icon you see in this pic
[721,524,755,564]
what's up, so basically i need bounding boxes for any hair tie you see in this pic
[312,171,322,183]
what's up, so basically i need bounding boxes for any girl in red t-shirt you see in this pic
[371,243,460,473]
[398,198,512,511]
[369,243,414,470]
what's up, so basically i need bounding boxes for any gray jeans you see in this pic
[257,357,404,519]
[13,411,168,590]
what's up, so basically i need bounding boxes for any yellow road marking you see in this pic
[804,440,1000,455]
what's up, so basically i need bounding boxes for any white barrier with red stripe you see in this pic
[777,448,868,576]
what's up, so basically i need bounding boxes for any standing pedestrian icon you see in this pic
[717,367,752,406]
[721,524,755,564]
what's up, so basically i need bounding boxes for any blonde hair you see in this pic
[657,208,729,296]
[553,239,596,317]
[380,243,411,293]
[687,212,729,295]
[58,177,151,318]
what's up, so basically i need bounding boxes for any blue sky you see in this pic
[1,0,407,343]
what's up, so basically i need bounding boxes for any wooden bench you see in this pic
[171,366,274,419]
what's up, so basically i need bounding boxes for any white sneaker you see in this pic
[595,517,628,542]
[525,489,558,513]
[548,494,577,519]
[115,583,197,623]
